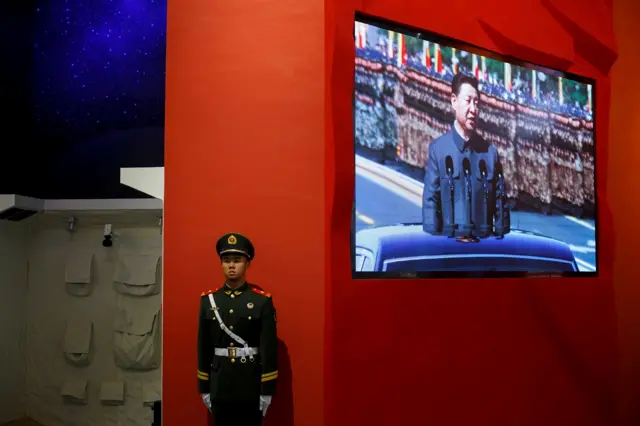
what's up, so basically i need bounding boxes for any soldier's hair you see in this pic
[451,72,479,96]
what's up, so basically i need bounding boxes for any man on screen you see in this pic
[422,72,507,238]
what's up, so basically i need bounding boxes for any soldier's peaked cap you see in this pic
[216,233,255,260]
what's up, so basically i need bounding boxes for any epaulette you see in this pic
[200,289,216,297]
[251,287,272,298]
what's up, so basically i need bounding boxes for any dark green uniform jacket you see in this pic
[197,282,278,403]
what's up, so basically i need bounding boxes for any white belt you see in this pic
[215,347,258,358]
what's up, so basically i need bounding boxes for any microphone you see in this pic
[477,159,491,238]
[442,155,457,237]
[459,157,473,237]
[445,155,454,176]
[479,159,487,178]
[494,162,510,236]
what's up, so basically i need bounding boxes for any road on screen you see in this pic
[354,155,597,273]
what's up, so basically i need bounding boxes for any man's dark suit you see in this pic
[422,127,501,237]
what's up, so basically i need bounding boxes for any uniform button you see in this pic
[248,316,252,320]
[230,326,234,330]
[230,343,234,347]
[231,294,235,298]
[229,309,234,314]
[231,358,236,363]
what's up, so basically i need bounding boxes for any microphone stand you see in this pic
[495,173,510,237]
[446,168,455,237]
[497,175,504,238]
[479,171,490,238]
[462,169,472,237]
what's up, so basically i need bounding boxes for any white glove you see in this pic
[259,395,272,416]
[201,393,211,410]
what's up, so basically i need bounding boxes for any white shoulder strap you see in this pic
[208,293,248,348]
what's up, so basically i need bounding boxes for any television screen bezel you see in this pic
[351,12,599,279]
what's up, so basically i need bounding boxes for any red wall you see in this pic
[163,1,325,426]
[326,1,619,426]
[163,0,624,425]
[610,0,640,424]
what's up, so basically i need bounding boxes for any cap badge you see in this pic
[228,235,237,245]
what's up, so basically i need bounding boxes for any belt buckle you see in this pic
[228,347,237,359]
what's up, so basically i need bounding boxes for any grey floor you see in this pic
[1,419,44,426]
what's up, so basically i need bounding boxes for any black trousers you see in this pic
[211,401,262,426]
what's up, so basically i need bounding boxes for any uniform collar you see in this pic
[223,281,248,297]
[452,121,471,152]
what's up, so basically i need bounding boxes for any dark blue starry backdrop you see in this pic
[32,0,167,140]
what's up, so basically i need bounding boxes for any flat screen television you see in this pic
[352,13,598,279]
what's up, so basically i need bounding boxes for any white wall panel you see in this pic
[25,213,162,426]
[0,220,29,424]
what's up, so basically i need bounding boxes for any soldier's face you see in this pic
[221,255,249,279]
[451,83,479,134]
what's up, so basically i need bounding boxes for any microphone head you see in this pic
[479,159,487,176]
[462,157,471,175]
[445,155,454,174]
[495,162,503,179]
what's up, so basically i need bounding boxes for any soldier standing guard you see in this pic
[197,233,278,425]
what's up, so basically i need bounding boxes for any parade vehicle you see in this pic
[353,223,580,276]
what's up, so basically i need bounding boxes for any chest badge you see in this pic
[247,303,254,309]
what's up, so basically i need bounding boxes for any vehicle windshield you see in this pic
[382,255,577,272]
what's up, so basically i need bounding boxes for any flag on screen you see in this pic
[397,32,406,67]
[423,40,431,69]
[355,23,365,49]
[532,69,537,99]
[504,63,512,91]
[472,54,479,79]
[452,48,459,74]
[481,56,487,81]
